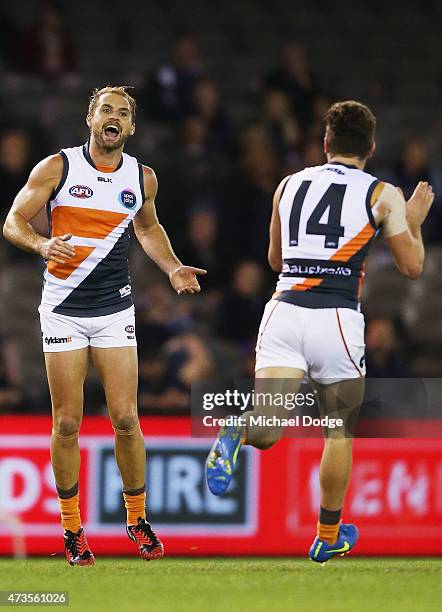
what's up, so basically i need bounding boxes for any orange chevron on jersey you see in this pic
[48,246,96,280]
[331,222,375,261]
[51,205,128,240]
[290,222,375,292]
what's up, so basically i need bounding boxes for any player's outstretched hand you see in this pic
[406,181,435,230]
[169,265,207,295]
[39,233,75,264]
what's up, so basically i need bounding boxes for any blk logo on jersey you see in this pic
[69,185,93,198]
[98,176,112,183]
[119,189,137,209]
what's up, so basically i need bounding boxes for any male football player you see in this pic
[3,86,206,565]
[206,100,434,563]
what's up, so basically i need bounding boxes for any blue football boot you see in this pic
[206,425,244,495]
[309,523,359,564]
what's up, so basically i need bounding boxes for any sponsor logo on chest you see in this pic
[119,189,137,209]
[69,185,93,198]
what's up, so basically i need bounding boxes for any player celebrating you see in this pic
[3,86,206,566]
[206,101,434,563]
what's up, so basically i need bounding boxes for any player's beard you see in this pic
[91,126,129,151]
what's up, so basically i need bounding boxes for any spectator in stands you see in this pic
[391,139,442,242]
[165,332,216,391]
[136,281,195,355]
[0,336,22,412]
[265,42,319,127]
[0,128,32,218]
[262,90,301,163]
[239,123,272,154]
[393,140,433,199]
[365,317,410,378]
[227,134,280,262]
[177,208,229,291]
[218,260,266,345]
[307,93,333,141]
[14,2,78,81]
[0,128,49,259]
[141,31,204,122]
[138,348,189,413]
[191,78,235,153]
[158,115,228,242]
[0,7,18,72]
[136,283,217,414]
[302,137,325,168]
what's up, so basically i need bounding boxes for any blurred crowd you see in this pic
[0,2,441,414]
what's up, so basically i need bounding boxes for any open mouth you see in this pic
[103,124,120,140]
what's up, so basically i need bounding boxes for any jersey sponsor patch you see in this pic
[282,258,355,278]
[69,185,93,198]
[44,335,72,345]
[119,189,137,209]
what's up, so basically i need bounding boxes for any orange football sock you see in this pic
[317,521,340,545]
[123,491,146,526]
[58,493,81,533]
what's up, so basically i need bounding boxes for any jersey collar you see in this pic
[82,139,124,172]
[328,161,359,170]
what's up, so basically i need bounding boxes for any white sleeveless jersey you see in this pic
[39,143,145,317]
[275,162,380,310]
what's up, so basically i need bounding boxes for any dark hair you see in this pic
[88,86,136,123]
[325,100,376,159]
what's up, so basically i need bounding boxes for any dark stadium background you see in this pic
[0,0,441,558]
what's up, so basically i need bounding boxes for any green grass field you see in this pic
[0,558,441,612]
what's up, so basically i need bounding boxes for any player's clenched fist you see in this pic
[406,181,435,230]
[169,265,207,295]
[39,233,75,264]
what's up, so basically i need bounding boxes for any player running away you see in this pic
[3,86,206,566]
[206,101,434,563]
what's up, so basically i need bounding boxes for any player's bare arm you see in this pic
[376,181,434,279]
[133,165,207,295]
[268,176,290,272]
[3,154,75,264]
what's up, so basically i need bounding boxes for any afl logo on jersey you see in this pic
[119,189,137,209]
[69,185,93,198]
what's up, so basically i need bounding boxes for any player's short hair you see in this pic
[325,101,376,159]
[88,86,136,123]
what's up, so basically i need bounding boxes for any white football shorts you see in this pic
[39,305,137,352]
[255,299,365,382]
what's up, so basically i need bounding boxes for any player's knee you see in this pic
[111,412,139,435]
[52,413,81,439]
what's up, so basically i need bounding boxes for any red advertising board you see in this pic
[0,416,441,556]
